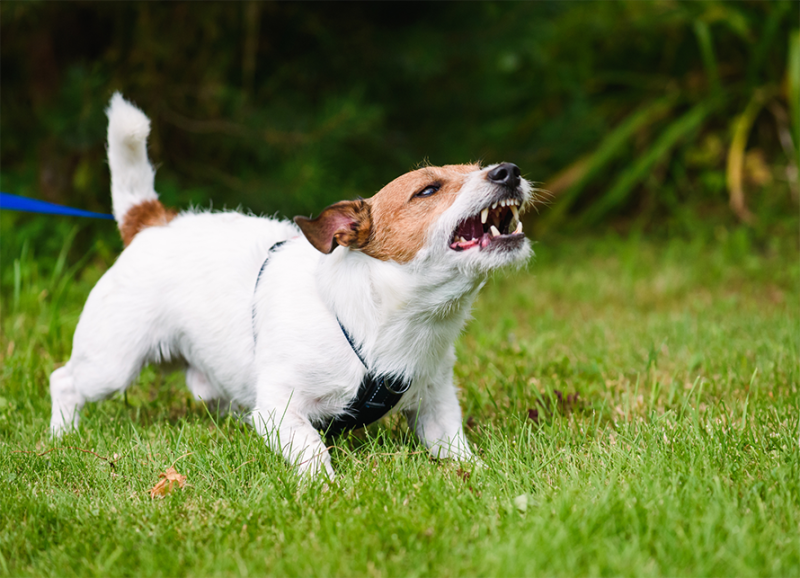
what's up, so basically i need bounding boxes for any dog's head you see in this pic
[294,162,533,273]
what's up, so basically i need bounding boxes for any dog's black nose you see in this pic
[487,163,521,188]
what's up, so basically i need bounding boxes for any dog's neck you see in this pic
[318,247,484,381]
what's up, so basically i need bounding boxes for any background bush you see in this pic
[1,1,798,268]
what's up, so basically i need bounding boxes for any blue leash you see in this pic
[0,192,115,220]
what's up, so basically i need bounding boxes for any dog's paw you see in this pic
[466,456,487,470]
[49,410,82,438]
[296,452,336,481]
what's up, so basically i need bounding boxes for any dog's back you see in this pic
[49,95,301,435]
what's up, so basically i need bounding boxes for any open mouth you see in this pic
[450,198,524,251]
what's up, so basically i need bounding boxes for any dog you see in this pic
[49,93,533,477]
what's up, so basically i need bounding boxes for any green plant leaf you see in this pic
[694,20,721,94]
[747,2,789,87]
[726,87,775,224]
[579,98,722,225]
[544,96,677,225]
[788,29,800,170]
[701,2,753,43]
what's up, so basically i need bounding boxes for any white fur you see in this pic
[50,94,533,478]
[106,93,159,221]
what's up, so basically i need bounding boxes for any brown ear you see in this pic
[294,199,371,254]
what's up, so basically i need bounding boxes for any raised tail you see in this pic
[106,92,175,246]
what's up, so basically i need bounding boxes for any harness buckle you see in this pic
[383,376,412,395]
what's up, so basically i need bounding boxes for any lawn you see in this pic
[0,225,797,577]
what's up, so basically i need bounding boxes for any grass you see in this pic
[0,223,798,577]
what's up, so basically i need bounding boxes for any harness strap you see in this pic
[321,322,412,436]
[337,319,367,368]
[251,239,411,436]
[252,240,287,343]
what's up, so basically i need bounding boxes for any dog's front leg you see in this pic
[404,366,474,462]
[252,401,334,479]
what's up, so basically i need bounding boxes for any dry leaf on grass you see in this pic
[149,467,187,499]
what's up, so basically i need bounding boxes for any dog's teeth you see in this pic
[514,221,523,234]
[492,202,498,210]
[490,225,501,238]
[510,205,519,220]
[458,236,467,243]
[481,208,489,224]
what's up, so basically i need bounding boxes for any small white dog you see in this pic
[50,93,533,477]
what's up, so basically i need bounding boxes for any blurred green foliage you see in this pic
[1,1,798,263]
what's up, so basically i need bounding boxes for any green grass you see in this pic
[1,226,798,577]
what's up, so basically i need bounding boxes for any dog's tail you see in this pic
[106,92,175,246]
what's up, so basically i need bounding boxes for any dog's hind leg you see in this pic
[49,348,143,437]
[50,284,155,437]
[185,366,234,415]
[50,345,145,437]
[49,363,83,436]
[185,366,219,402]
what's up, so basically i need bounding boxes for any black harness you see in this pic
[253,241,411,435]
[321,320,411,435]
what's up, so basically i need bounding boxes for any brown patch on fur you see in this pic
[364,164,478,263]
[294,163,479,262]
[294,199,371,254]
[120,199,176,247]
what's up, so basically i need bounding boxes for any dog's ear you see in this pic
[294,199,372,254]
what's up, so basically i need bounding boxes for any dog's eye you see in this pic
[415,184,440,198]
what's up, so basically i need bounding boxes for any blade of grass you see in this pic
[580,97,722,225]
[49,225,80,287]
[13,259,21,311]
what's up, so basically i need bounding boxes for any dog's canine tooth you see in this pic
[514,221,523,234]
[510,205,519,220]
[490,225,501,238]
[481,208,489,224]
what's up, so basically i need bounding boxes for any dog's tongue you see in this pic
[454,215,483,241]
[450,214,492,251]
[450,231,492,251]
